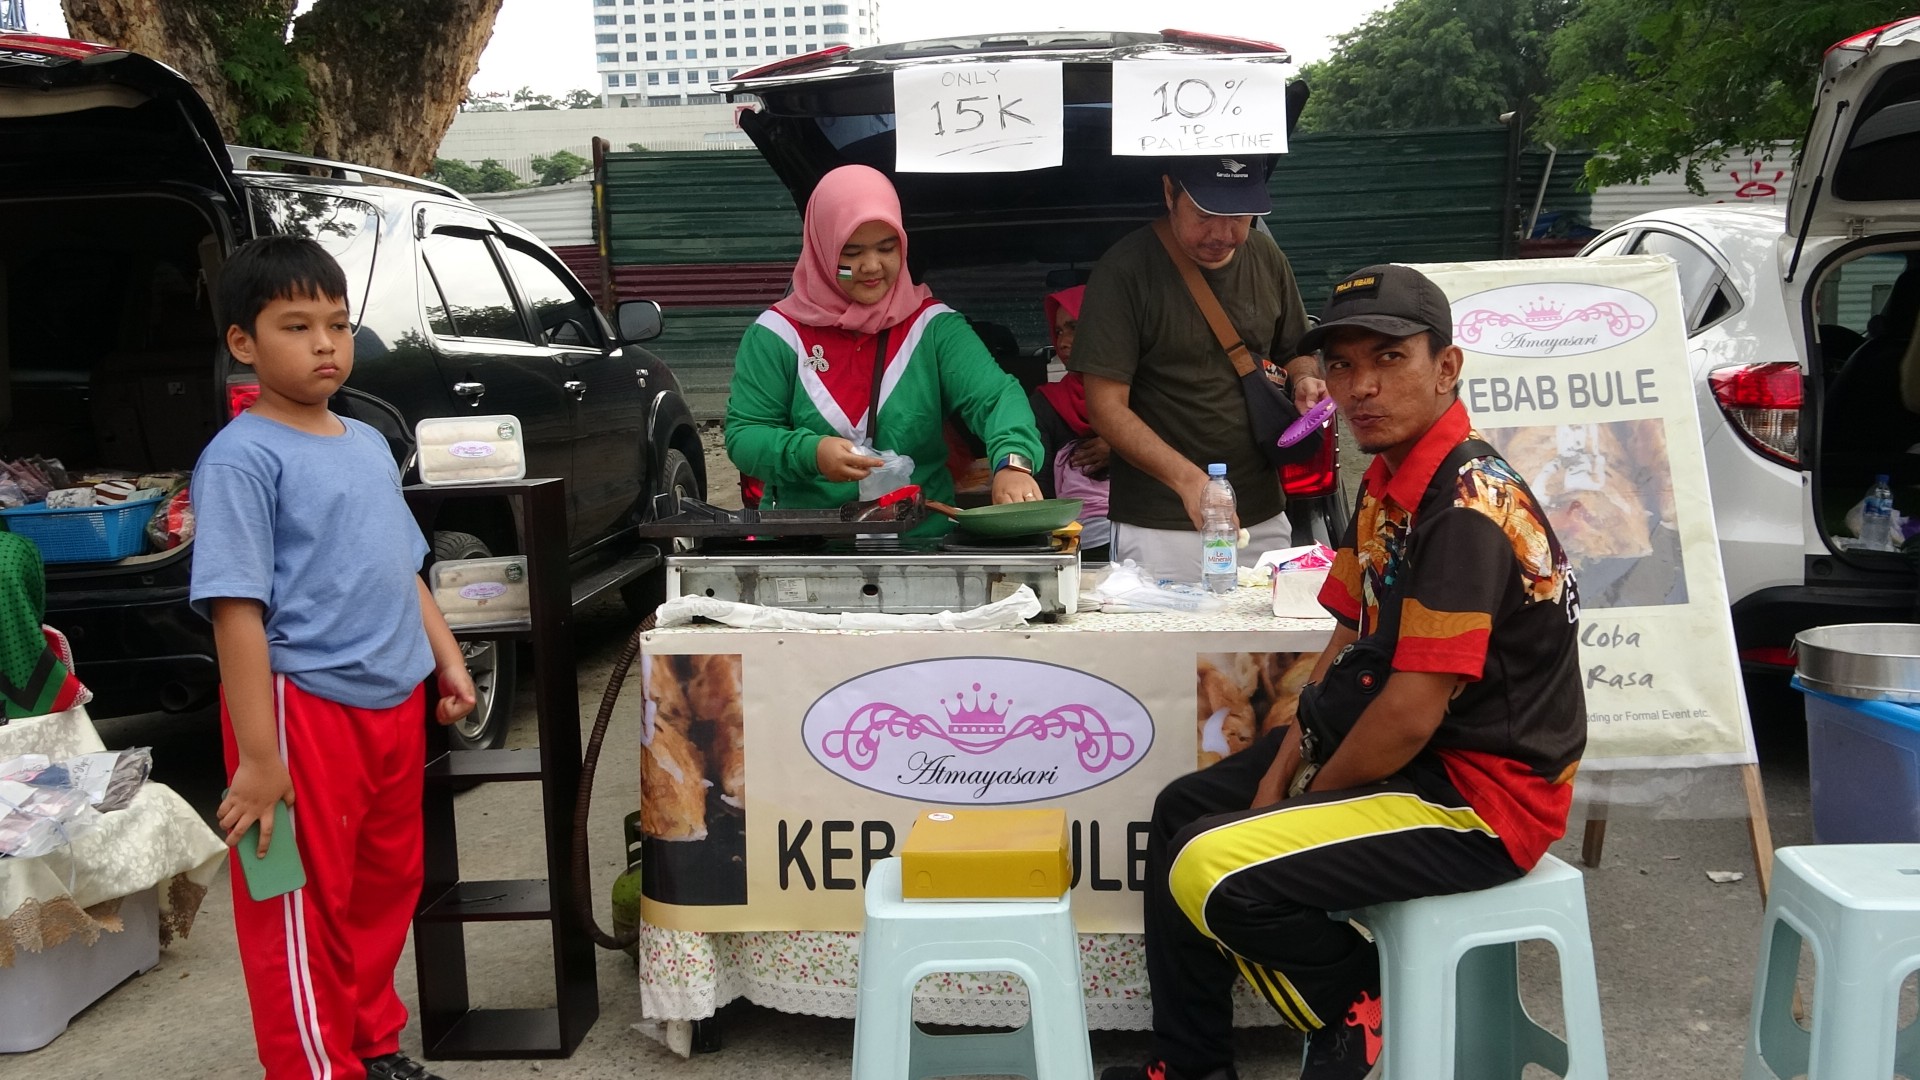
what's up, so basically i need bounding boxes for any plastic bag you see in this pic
[855,447,915,501]
[0,777,101,858]
[1090,559,1225,614]
[147,484,195,552]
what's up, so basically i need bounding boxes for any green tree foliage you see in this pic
[1540,0,1915,190]
[530,149,590,187]
[464,86,605,112]
[426,157,524,194]
[1297,0,1578,134]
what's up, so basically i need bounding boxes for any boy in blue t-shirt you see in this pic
[191,236,476,1080]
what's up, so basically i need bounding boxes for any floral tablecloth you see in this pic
[0,706,226,966]
[638,925,1281,1030]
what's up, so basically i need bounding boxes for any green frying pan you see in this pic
[927,498,1083,538]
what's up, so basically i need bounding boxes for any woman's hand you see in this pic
[991,468,1044,504]
[815,437,886,483]
[1069,437,1111,477]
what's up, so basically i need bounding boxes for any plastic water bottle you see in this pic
[1860,474,1898,552]
[1201,463,1238,594]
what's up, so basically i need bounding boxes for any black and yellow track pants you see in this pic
[1143,727,1522,1075]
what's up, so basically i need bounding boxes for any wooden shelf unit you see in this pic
[405,478,597,1060]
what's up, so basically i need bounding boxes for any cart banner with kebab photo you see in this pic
[1414,255,1773,889]
[637,618,1328,933]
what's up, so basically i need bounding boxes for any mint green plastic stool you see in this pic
[851,857,1094,1080]
[1743,844,1920,1080]
[1354,853,1609,1079]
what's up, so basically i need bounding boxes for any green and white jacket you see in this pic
[724,298,1042,536]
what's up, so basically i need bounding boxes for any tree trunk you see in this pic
[62,0,294,138]
[292,0,504,176]
[60,0,500,176]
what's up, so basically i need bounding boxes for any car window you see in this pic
[1584,232,1632,258]
[247,188,379,327]
[499,241,603,350]
[418,231,530,343]
[1631,230,1729,334]
[1816,251,1912,336]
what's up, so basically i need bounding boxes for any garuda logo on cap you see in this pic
[1217,158,1248,177]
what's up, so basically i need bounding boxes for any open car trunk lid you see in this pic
[1788,16,1920,241]
[0,34,242,227]
[719,30,1295,268]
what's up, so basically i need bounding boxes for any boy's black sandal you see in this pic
[362,1051,445,1080]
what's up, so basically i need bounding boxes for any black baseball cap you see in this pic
[1296,264,1455,355]
[1165,155,1274,217]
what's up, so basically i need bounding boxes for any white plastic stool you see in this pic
[1743,844,1920,1080]
[1355,853,1609,1079]
[851,857,1094,1080]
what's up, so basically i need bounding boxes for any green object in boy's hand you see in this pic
[233,796,307,901]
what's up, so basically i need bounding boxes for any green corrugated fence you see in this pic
[605,131,1592,415]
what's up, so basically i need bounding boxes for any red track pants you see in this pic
[221,676,426,1080]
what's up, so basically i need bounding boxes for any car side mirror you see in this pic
[617,299,664,343]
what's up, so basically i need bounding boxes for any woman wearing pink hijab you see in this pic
[726,165,1043,534]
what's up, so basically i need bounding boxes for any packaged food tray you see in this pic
[0,498,161,563]
[429,555,531,629]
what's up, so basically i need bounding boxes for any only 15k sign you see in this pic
[893,62,1065,173]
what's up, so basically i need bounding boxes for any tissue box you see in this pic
[900,808,1069,900]
[1272,568,1330,618]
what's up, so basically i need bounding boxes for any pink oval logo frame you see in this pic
[801,656,1154,805]
[1450,281,1659,359]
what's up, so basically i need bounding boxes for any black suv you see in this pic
[0,36,705,747]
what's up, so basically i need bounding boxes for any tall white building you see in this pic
[593,0,880,108]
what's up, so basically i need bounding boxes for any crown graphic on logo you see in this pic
[1523,298,1565,325]
[942,682,1013,735]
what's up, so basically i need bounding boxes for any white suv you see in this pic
[1580,16,1919,675]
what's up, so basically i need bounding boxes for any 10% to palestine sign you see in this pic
[1111,58,1290,156]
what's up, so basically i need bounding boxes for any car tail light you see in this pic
[1739,645,1798,669]
[1160,28,1287,54]
[227,377,260,418]
[1709,362,1801,467]
[728,44,851,83]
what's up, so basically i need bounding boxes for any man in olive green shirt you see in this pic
[1070,156,1327,581]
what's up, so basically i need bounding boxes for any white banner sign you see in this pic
[893,62,1064,172]
[1111,59,1290,157]
[1417,255,1757,771]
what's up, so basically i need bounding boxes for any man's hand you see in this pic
[1289,360,1329,415]
[435,660,478,726]
[1176,466,1235,532]
[1069,437,1111,477]
[220,759,295,857]
[1252,724,1305,809]
[815,437,885,483]
[990,468,1044,504]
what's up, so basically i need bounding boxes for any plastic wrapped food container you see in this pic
[429,555,531,629]
[415,415,527,486]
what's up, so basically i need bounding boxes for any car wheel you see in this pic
[623,446,701,618]
[430,530,519,751]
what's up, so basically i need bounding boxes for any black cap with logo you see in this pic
[1165,155,1275,216]
[1296,263,1455,355]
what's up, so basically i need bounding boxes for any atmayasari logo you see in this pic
[803,657,1152,804]
[1451,282,1658,358]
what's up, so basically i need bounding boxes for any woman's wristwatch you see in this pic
[994,453,1035,476]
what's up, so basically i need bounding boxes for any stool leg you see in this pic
[1743,919,1810,1080]
[1453,943,1566,1080]
[1376,933,1455,1080]
[1552,925,1610,1079]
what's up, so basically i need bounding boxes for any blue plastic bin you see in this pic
[0,499,161,564]
[1795,677,1920,844]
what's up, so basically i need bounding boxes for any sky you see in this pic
[24,0,1393,99]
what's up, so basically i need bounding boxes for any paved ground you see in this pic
[16,430,1826,1078]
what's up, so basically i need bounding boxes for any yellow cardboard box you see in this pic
[899,808,1071,901]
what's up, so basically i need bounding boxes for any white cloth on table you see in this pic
[1111,513,1294,585]
[0,706,225,966]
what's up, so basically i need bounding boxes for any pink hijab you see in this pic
[775,164,932,336]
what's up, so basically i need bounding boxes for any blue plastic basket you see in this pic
[0,498,162,563]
